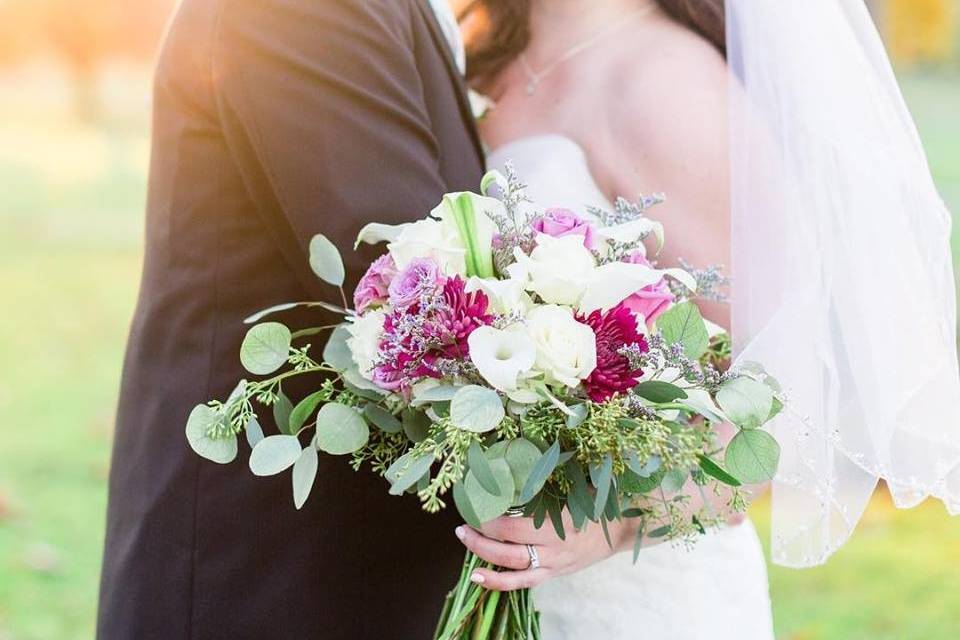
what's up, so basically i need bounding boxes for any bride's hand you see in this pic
[454,514,635,592]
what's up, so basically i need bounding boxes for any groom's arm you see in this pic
[212,0,448,289]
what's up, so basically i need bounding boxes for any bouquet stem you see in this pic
[434,551,541,640]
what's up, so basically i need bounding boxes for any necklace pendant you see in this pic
[525,80,537,96]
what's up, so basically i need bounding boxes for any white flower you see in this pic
[579,261,696,314]
[525,305,597,388]
[468,324,537,393]
[388,218,467,275]
[513,234,596,305]
[466,263,531,315]
[345,310,386,380]
[357,192,501,277]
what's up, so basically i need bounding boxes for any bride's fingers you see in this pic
[455,526,532,570]
[469,567,548,592]
[478,516,557,545]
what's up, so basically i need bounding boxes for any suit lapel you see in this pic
[413,0,486,167]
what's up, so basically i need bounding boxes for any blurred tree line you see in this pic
[0,0,176,120]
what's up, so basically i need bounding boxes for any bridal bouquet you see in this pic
[186,166,781,639]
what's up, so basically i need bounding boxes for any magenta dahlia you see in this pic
[434,276,495,359]
[577,303,648,402]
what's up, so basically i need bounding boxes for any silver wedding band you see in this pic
[526,544,540,570]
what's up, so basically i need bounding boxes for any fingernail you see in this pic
[470,572,485,584]
[455,526,466,540]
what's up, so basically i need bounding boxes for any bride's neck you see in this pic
[527,0,656,56]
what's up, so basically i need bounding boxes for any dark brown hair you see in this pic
[459,1,725,89]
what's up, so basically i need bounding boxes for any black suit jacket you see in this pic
[97,1,484,638]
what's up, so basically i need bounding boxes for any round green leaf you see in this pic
[244,415,265,449]
[461,459,515,524]
[309,234,345,286]
[401,409,431,443]
[292,446,319,509]
[240,322,291,375]
[503,439,541,502]
[387,453,434,495]
[363,403,403,434]
[656,301,709,359]
[717,377,774,429]
[725,429,780,484]
[450,385,505,433]
[314,403,369,455]
[633,380,689,403]
[249,434,301,476]
[185,404,237,464]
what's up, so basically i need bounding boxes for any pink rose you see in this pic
[532,208,596,250]
[388,257,442,308]
[622,252,675,325]
[354,254,398,313]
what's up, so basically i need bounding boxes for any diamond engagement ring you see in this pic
[526,544,540,570]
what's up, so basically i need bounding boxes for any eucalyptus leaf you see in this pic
[272,390,294,434]
[288,390,328,433]
[401,409,431,443]
[648,525,672,539]
[243,302,300,325]
[185,404,237,464]
[240,322,292,375]
[503,439,541,502]
[314,403,369,455]
[461,460,514,523]
[249,435,301,476]
[411,385,460,406]
[656,301,709,360]
[468,442,501,496]
[308,234,345,286]
[697,454,742,487]
[660,468,688,494]
[518,441,560,504]
[363,404,403,434]
[450,386,505,433]
[725,429,780,484]
[453,481,482,528]
[388,454,435,496]
[590,455,614,520]
[626,452,661,478]
[633,380,689,403]
[323,325,355,371]
[565,403,589,428]
[292,446,319,509]
[244,415,265,449]
[717,377,774,429]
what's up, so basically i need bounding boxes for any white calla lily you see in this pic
[355,221,409,249]
[596,218,665,252]
[467,324,536,393]
[579,261,696,313]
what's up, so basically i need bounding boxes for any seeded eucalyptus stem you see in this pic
[434,551,541,640]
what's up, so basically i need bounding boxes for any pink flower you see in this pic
[353,254,398,313]
[388,257,442,308]
[622,252,675,325]
[434,276,495,360]
[577,303,647,403]
[371,276,493,391]
[532,208,596,250]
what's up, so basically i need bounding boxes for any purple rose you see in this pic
[354,254,398,313]
[388,257,442,308]
[532,208,596,250]
[622,252,676,325]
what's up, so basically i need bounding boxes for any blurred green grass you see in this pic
[0,64,958,640]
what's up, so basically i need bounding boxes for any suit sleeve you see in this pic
[212,0,448,288]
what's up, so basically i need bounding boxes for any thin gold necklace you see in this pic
[519,4,656,96]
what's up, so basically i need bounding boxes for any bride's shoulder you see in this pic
[600,18,728,161]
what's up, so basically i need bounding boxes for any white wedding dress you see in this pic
[487,134,775,640]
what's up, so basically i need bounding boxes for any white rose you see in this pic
[525,305,597,388]
[388,218,466,275]
[513,234,596,305]
[346,310,386,380]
